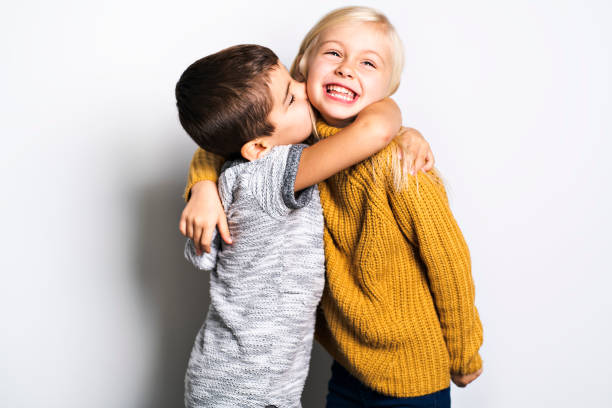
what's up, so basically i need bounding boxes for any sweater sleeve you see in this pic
[183,148,225,201]
[386,170,483,375]
[184,233,219,272]
[248,145,315,219]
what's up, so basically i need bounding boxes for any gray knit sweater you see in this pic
[184,144,325,408]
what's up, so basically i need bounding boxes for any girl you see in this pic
[181,6,483,407]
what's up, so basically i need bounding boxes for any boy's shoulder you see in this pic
[218,144,316,218]
[218,145,295,186]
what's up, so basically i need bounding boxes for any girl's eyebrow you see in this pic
[318,40,384,62]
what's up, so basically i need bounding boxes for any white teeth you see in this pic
[326,84,356,100]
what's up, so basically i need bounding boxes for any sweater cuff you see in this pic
[281,144,314,209]
[451,352,483,375]
[183,173,218,202]
[183,150,225,202]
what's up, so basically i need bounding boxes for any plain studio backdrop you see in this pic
[1,0,610,407]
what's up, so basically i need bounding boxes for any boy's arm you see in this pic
[393,127,435,176]
[294,98,401,191]
[386,171,483,377]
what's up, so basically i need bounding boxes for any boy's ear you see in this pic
[241,138,273,161]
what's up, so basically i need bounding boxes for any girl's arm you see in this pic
[386,170,483,377]
[179,149,230,254]
[294,98,401,191]
[183,148,224,201]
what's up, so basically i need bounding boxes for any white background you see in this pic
[1,1,611,407]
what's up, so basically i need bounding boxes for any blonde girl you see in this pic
[181,6,483,407]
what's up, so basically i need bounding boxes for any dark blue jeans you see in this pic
[326,361,451,408]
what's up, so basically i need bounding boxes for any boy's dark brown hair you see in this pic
[175,44,279,158]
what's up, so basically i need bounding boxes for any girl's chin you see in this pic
[319,111,357,127]
[317,106,358,124]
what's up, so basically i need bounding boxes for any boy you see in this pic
[176,44,401,407]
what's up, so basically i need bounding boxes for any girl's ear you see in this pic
[241,138,273,161]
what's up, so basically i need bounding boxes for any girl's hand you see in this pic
[451,368,483,388]
[395,127,435,175]
[179,180,232,255]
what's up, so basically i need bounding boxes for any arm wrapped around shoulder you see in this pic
[183,148,225,201]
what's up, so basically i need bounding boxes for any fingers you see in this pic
[451,368,483,388]
[179,213,188,237]
[186,218,194,242]
[193,223,204,255]
[424,150,435,172]
[217,213,233,245]
[402,150,415,176]
[413,137,432,173]
[451,374,466,388]
[199,223,215,254]
[413,148,426,174]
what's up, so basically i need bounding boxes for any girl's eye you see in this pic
[363,60,376,69]
[325,50,341,58]
[289,94,295,105]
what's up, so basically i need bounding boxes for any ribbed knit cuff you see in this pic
[451,353,483,375]
[282,144,314,209]
[183,149,225,201]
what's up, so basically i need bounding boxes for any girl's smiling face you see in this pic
[305,22,394,127]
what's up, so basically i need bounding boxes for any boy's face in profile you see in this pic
[265,63,313,146]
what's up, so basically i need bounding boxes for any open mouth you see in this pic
[325,84,359,103]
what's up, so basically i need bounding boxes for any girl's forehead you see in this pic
[317,22,392,56]
[319,21,388,41]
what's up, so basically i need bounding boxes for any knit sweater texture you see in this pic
[185,120,483,397]
[184,145,325,407]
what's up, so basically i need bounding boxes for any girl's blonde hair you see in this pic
[289,6,405,96]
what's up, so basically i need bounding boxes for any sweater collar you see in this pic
[316,119,342,139]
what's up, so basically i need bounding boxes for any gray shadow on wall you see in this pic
[135,168,211,408]
[134,153,331,408]
[302,342,332,407]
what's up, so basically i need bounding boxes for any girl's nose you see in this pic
[335,62,354,79]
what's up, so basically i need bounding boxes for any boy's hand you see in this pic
[451,368,483,388]
[179,180,232,255]
[395,126,435,175]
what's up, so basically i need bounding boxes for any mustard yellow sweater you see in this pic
[184,121,483,397]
